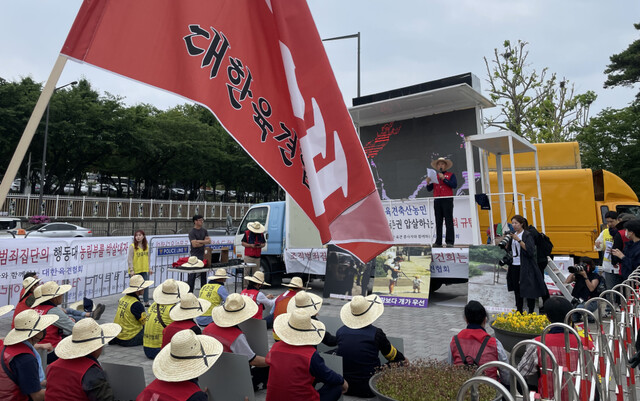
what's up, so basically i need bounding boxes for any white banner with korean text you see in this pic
[430,248,469,279]
[0,234,237,308]
[383,197,473,245]
[285,248,327,275]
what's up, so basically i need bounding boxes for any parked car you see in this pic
[24,223,92,238]
[0,217,24,238]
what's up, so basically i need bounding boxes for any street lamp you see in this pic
[322,32,361,97]
[38,81,77,211]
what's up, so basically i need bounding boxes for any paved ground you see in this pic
[0,279,469,400]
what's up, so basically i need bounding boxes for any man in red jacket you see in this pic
[45,318,121,400]
[426,157,457,247]
[241,221,266,277]
[138,330,223,401]
[267,310,347,401]
[1,309,58,401]
[162,293,209,347]
[448,301,510,384]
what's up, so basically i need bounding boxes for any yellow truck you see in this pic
[482,142,640,258]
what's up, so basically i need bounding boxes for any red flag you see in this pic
[61,0,392,262]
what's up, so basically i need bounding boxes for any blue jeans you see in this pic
[571,300,598,323]
[65,308,86,320]
[138,271,150,303]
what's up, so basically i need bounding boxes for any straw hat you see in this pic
[430,157,453,170]
[153,279,190,305]
[169,293,211,322]
[4,309,59,345]
[340,294,385,329]
[21,277,41,300]
[244,271,270,286]
[247,221,265,234]
[210,293,258,327]
[0,304,14,318]
[181,256,204,268]
[287,291,323,316]
[31,281,72,307]
[152,330,222,382]
[282,276,311,289]
[122,274,154,294]
[55,318,121,359]
[207,268,230,281]
[273,310,326,346]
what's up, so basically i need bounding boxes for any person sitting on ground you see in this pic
[195,268,229,327]
[204,293,270,391]
[45,318,121,400]
[336,294,406,398]
[143,279,189,359]
[272,276,310,339]
[448,301,510,385]
[112,274,153,347]
[12,274,41,328]
[1,308,58,401]
[31,281,76,364]
[137,330,223,401]
[564,257,601,322]
[162,293,208,347]
[267,310,348,401]
[517,296,594,400]
[287,290,337,348]
[241,271,275,326]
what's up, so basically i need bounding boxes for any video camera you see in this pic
[568,264,586,274]
[497,229,514,250]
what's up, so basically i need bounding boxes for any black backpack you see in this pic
[529,226,554,263]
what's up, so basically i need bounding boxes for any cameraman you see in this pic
[564,257,600,322]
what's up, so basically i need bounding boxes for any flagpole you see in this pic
[0,55,68,210]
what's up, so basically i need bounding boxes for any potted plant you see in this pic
[369,359,496,401]
[490,311,550,353]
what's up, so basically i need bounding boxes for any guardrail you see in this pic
[1,194,252,221]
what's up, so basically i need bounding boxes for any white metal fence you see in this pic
[2,194,252,221]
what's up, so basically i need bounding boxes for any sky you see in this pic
[1,0,639,122]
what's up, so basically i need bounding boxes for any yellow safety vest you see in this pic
[602,228,615,269]
[114,294,146,340]
[130,243,150,274]
[143,302,174,349]
[199,283,223,316]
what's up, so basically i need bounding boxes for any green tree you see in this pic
[604,23,640,98]
[575,104,640,196]
[484,40,596,143]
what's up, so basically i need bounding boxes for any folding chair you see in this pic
[199,352,255,401]
[101,362,146,401]
[238,318,269,356]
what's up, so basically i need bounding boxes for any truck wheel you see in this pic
[262,258,282,286]
[429,279,443,294]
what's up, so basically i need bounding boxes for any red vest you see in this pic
[11,297,31,329]
[45,356,99,401]
[534,332,593,400]
[162,320,197,348]
[203,322,242,353]
[137,379,202,401]
[266,341,319,401]
[241,288,264,319]
[33,304,63,347]
[273,290,295,320]
[432,171,454,197]
[449,328,499,380]
[243,230,263,257]
[0,343,35,401]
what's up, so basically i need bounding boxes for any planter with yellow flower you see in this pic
[490,311,550,356]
